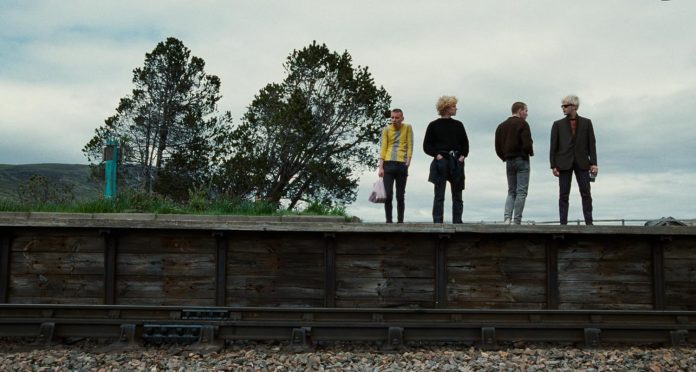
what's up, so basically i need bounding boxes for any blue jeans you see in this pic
[504,157,530,224]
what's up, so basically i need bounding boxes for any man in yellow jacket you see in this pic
[378,108,413,223]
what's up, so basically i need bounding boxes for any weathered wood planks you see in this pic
[1,214,695,310]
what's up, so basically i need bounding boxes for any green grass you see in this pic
[0,192,350,218]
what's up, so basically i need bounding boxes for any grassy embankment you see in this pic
[0,164,349,218]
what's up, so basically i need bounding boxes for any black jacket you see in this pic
[428,151,465,189]
[549,115,597,170]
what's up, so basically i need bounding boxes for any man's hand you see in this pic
[552,168,559,177]
[458,155,465,163]
[436,154,443,160]
[405,158,411,167]
[590,165,598,175]
[378,167,384,177]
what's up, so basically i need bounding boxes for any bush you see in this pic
[0,189,351,218]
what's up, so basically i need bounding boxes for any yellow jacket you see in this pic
[379,123,413,162]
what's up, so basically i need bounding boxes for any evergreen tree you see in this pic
[83,37,233,199]
[221,42,390,209]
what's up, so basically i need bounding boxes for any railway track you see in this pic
[1,304,693,349]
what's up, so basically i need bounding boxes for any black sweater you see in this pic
[494,116,534,161]
[422,118,469,158]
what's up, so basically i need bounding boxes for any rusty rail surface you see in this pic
[0,304,694,348]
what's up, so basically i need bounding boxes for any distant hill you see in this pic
[0,163,101,201]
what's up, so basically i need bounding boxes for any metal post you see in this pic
[214,232,228,307]
[104,138,118,199]
[324,233,336,308]
[651,236,667,310]
[0,233,11,303]
[101,229,117,305]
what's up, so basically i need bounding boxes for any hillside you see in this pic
[0,163,101,201]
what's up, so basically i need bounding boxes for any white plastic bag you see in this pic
[368,177,387,203]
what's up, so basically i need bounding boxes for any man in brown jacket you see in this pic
[549,95,598,225]
[495,102,534,224]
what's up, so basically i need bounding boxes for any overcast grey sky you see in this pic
[1,1,694,223]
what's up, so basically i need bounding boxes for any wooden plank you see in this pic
[117,277,215,300]
[5,213,696,236]
[229,232,325,254]
[663,238,696,259]
[558,282,653,305]
[559,303,653,310]
[663,237,696,309]
[557,239,651,260]
[546,237,560,310]
[229,298,323,308]
[665,283,696,310]
[10,274,104,299]
[11,235,103,253]
[337,278,434,300]
[8,297,104,305]
[448,282,546,302]
[118,298,216,306]
[447,238,547,308]
[228,253,323,274]
[448,237,546,260]
[664,259,696,281]
[226,276,324,299]
[117,254,215,276]
[336,256,434,278]
[10,252,104,275]
[335,234,436,255]
[449,302,545,310]
[117,234,216,253]
[335,299,433,308]
[557,241,653,308]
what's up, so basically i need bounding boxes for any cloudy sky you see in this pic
[1,1,695,223]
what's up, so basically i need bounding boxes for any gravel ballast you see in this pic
[1,340,695,371]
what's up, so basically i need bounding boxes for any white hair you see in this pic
[562,95,580,109]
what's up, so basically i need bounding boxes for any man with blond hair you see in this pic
[378,108,413,223]
[423,96,469,223]
[549,95,598,225]
[495,101,534,225]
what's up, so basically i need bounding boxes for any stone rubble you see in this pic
[1,340,694,371]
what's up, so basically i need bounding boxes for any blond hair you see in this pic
[436,96,458,116]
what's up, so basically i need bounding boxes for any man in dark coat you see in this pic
[495,101,534,225]
[549,95,598,225]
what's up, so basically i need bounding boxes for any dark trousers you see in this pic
[433,180,463,223]
[383,161,408,223]
[558,164,593,225]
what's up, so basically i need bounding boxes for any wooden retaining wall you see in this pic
[1,213,695,310]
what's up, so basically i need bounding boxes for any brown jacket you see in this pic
[495,116,534,161]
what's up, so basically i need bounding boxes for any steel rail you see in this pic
[0,304,693,348]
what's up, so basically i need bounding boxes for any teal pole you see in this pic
[104,139,118,199]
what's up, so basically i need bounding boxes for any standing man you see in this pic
[549,95,598,225]
[423,96,469,224]
[495,101,534,225]
[378,108,413,223]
